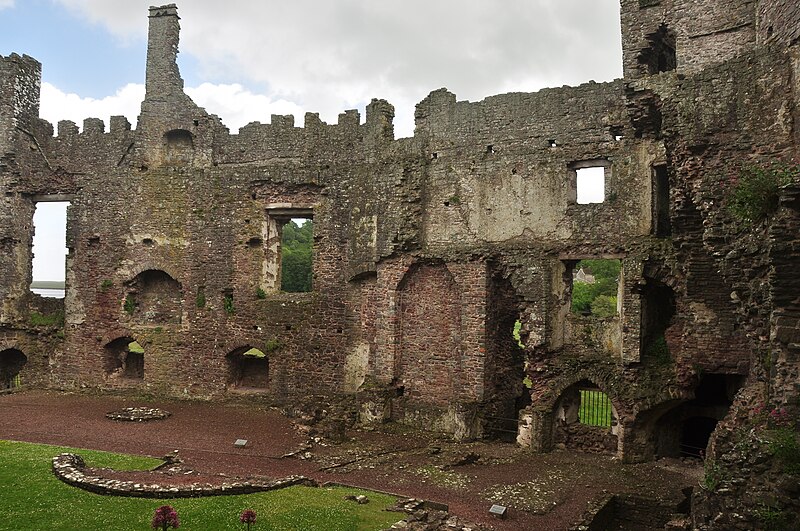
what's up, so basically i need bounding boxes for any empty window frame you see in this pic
[262,206,314,294]
[281,217,313,292]
[30,200,70,298]
[568,160,610,205]
[652,164,671,236]
[568,259,622,317]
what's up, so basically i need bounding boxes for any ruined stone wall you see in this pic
[620,0,757,79]
[414,81,656,249]
[757,0,800,45]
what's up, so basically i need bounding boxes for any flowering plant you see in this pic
[152,505,180,530]
[240,509,257,530]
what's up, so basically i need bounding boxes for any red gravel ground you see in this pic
[0,390,700,530]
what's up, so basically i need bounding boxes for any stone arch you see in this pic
[226,346,269,389]
[0,348,27,389]
[103,337,144,380]
[650,373,744,459]
[163,129,194,165]
[395,261,462,410]
[124,269,182,324]
[550,377,621,455]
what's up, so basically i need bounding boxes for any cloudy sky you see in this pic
[1,0,622,138]
[1,0,623,282]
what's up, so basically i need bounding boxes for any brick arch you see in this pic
[126,262,183,285]
[550,376,622,455]
[542,369,620,412]
[395,261,463,407]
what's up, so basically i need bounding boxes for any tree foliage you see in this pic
[281,219,313,292]
[571,259,620,317]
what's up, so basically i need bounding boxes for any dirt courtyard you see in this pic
[0,390,700,530]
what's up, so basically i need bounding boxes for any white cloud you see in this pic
[40,82,315,135]
[0,0,14,10]
[49,1,622,138]
[40,82,144,132]
[186,83,306,133]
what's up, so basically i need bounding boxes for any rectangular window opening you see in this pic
[652,164,671,237]
[280,217,313,292]
[576,167,606,204]
[568,259,621,317]
[30,201,70,298]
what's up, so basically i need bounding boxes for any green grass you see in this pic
[29,310,65,327]
[0,440,400,530]
[578,390,612,428]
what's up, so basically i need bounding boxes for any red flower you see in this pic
[240,509,257,524]
[152,505,180,530]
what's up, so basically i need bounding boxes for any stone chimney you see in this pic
[145,4,184,98]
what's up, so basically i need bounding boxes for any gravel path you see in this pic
[0,390,700,530]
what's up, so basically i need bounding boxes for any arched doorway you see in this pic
[553,380,619,454]
[654,373,744,458]
[0,349,27,389]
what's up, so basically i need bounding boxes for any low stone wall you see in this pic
[52,453,316,498]
[554,423,618,454]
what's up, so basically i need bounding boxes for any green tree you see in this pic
[281,219,313,292]
[590,295,618,318]
[571,259,620,317]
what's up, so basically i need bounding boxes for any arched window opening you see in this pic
[554,381,619,454]
[227,347,269,389]
[103,338,144,380]
[163,129,194,165]
[0,349,27,389]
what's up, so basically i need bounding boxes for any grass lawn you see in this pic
[578,390,612,428]
[0,440,399,530]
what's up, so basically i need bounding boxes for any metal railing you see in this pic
[579,389,612,428]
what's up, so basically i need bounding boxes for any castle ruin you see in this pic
[1,2,799,528]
